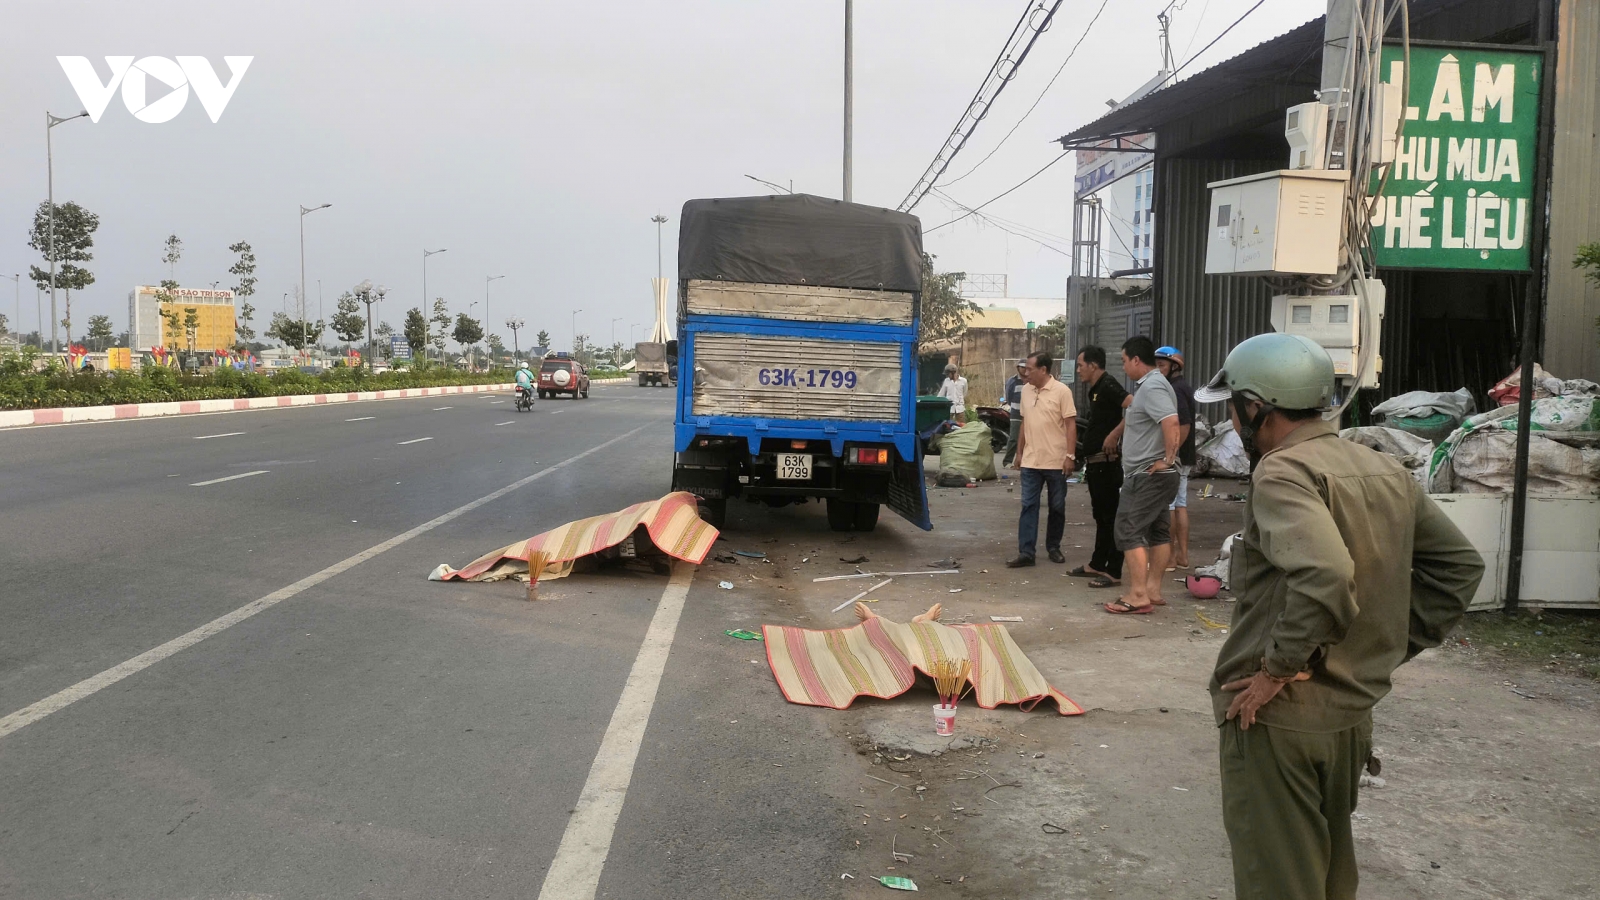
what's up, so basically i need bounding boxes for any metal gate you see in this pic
[1097,297,1154,389]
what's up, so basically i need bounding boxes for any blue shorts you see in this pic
[1169,465,1191,510]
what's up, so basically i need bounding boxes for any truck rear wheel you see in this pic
[826,498,856,532]
[852,502,880,532]
[697,497,727,528]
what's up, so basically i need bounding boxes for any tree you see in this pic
[536,329,551,348]
[86,314,114,351]
[429,298,451,358]
[375,321,396,359]
[266,312,322,350]
[27,200,100,348]
[330,290,365,350]
[404,307,429,359]
[158,306,184,350]
[0,312,8,344]
[150,234,184,351]
[453,312,484,366]
[1035,314,1066,355]
[229,240,258,344]
[486,333,506,365]
[918,252,976,345]
[182,307,201,352]
[573,332,592,366]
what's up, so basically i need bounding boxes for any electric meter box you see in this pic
[1270,279,1386,389]
[1205,169,1348,276]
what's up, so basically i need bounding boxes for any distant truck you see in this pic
[669,194,931,533]
[634,341,672,387]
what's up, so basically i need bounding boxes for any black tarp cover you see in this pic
[678,194,923,293]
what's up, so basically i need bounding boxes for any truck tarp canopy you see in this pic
[678,194,924,293]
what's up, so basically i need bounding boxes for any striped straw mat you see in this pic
[433,491,718,582]
[763,616,1082,715]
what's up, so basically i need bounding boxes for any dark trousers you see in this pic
[1085,461,1123,579]
[1220,717,1372,900]
[1017,467,1066,559]
[1002,417,1021,466]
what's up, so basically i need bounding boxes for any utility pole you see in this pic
[843,0,853,202]
[650,215,668,281]
[46,110,88,356]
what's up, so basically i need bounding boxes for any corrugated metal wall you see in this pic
[1096,298,1155,389]
[1152,158,1282,396]
[1543,0,1600,382]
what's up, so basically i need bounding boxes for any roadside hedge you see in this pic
[0,356,512,411]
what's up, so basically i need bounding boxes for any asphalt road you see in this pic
[0,385,859,899]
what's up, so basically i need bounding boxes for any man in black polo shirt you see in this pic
[1071,345,1128,587]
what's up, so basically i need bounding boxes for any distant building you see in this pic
[1073,72,1164,275]
[129,285,237,352]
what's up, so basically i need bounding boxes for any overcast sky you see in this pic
[0,0,1322,349]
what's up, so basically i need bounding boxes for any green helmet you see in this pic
[1193,333,1335,410]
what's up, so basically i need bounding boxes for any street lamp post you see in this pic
[505,317,524,367]
[299,203,331,362]
[46,109,88,356]
[485,274,504,355]
[422,248,446,365]
[5,274,19,350]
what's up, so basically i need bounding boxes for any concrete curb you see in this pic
[0,382,516,430]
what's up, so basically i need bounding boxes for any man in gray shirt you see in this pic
[1104,336,1182,614]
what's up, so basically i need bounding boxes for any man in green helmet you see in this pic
[1194,332,1484,900]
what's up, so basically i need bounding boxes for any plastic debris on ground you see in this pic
[734,550,766,559]
[989,615,1023,622]
[1194,420,1250,478]
[723,629,762,641]
[718,581,735,590]
[1193,533,1240,591]
[878,875,919,891]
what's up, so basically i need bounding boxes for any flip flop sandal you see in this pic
[1103,599,1155,615]
[1069,566,1100,577]
[1088,576,1120,588]
[1150,597,1168,606]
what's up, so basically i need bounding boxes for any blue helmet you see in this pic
[1155,346,1184,369]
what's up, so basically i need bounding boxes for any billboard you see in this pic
[1074,134,1155,199]
[1371,45,1543,271]
[390,335,412,359]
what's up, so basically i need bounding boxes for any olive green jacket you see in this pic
[1209,419,1485,732]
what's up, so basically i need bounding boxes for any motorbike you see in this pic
[514,385,535,412]
[973,405,1011,454]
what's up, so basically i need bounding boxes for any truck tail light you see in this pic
[790,440,808,450]
[850,448,890,465]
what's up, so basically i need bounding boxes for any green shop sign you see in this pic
[1372,44,1542,271]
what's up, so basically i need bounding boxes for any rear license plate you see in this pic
[777,453,813,480]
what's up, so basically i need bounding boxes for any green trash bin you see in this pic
[917,395,954,433]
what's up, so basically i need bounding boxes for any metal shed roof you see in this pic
[1056,17,1324,148]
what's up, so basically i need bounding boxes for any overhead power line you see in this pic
[1143,0,1267,94]
[942,0,1113,187]
[897,0,1065,213]
[924,150,1070,234]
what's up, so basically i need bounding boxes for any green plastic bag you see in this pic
[723,629,762,641]
[878,875,919,891]
[937,420,997,481]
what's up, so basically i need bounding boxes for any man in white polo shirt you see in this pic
[1007,351,1077,567]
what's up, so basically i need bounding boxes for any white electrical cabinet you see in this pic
[1205,169,1348,275]
[1269,279,1386,389]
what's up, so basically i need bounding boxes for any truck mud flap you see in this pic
[887,450,932,531]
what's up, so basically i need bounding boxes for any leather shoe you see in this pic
[1048,549,1066,564]
[1005,555,1035,568]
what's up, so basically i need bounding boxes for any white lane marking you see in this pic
[345,416,375,422]
[397,437,433,445]
[193,431,245,440]
[433,406,453,411]
[550,409,563,415]
[189,470,269,487]
[536,564,695,900]
[0,424,652,741]
[494,421,515,426]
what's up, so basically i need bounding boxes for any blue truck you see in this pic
[669,194,931,532]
